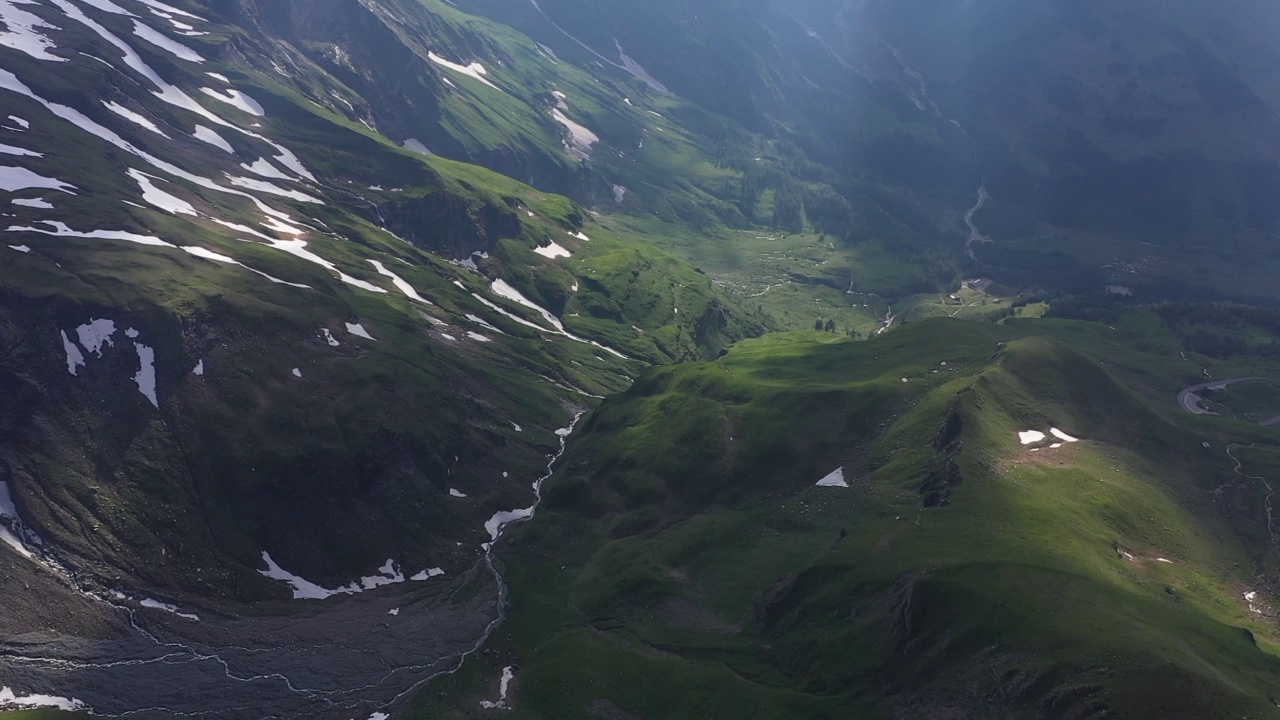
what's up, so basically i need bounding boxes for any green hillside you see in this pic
[418,317,1280,718]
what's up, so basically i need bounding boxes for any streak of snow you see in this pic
[60,331,85,375]
[140,598,199,621]
[132,19,203,63]
[133,341,159,408]
[369,259,431,304]
[200,87,264,115]
[192,124,233,152]
[345,322,375,340]
[104,101,168,137]
[11,198,52,209]
[427,52,500,90]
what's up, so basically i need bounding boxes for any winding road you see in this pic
[1176,377,1263,416]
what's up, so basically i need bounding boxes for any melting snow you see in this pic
[7,221,171,246]
[77,319,117,357]
[466,331,491,343]
[255,238,383,292]
[345,322,375,340]
[192,359,204,376]
[258,552,340,600]
[6,116,28,130]
[192,124,233,152]
[8,244,31,252]
[816,467,848,487]
[206,71,229,83]
[534,240,571,259]
[388,608,399,616]
[0,1,65,63]
[60,331,85,375]
[291,368,302,378]
[241,158,291,180]
[1050,428,1080,443]
[0,481,35,560]
[226,175,321,203]
[0,687,88,713]
[369,259,431,303]
[0,166,75,193]
[0,143,40,157]
[612,185,626,203]
[1018,431,1047,445]
[200,87,264,116]
[104,101,168,136]
[133,341,159,408]
[427,52,500,90]
[449,488,467,498]
[550,108,598,160]
[10,198,51,208]
[571,231,590,242]
[140,598,199,621]
[1156,558,1173,564]
[321,328,339,346]
[410,568,444,581]
[403,138,430,154]
[132,19,204,63]
[479,666,515,710]
[129,169,196,215]
[181,245,311,288]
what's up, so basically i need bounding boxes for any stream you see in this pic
[0,419,583,719]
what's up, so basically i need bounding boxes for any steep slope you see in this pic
[0,0,766,716]
[421,317,1280,718]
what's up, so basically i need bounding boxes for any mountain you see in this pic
[2,0,1280,718]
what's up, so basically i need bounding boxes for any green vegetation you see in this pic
[420,315,1280,718]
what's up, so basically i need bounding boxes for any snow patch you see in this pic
[60,331,85,375]
[291,368,302,378]
[140,598,199,621]
[427,52,500,91]
[1018,431,1047,445]
[0,1,66,63]
[192,359,204,376]
[192,124,233,153]
[0,481,36,560]
[534,240,571,259]
[0,166,75,193]
[1050,428,1080,443]
[8,196,49,207]
[410,568,444,581]
[128,169,196,215]
[402,138,430,154]
[369,259,431,304]
[8,243,31,251]
[133,341,159,408]
[321,328,339,346]
[479,667,515,710]
[449,488,467,498]
[466,331,491,343]
[816,467,848,488]
[0,143,40,157]
[8,220,171,246]
[132,19,203,63]
[200,87,264,116]
[612,185,627,203]
[346,322,375,341]
[0,687,88,713]
[77,319,117,357]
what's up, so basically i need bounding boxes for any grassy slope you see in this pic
[417,315,1280,718]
